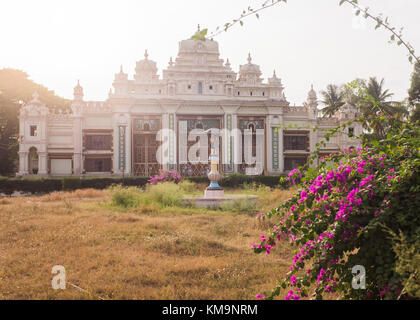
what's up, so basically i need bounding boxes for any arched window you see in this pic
[198,82,203,94]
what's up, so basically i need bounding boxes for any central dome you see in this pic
[135,50,157,74]
[239,53,262,76]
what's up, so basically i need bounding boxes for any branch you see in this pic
[340,0,420,65]
[208,0,286,39]
[207,0,419,65]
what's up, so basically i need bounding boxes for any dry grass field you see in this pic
[0,183,298,300]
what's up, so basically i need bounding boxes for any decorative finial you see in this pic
[247,52,252,64]
[311,84,314,91]
[120,65,123,73]
[77,79,80,86]
[169,56,173,66]
[144,49,149,60]
[273,70,277,77]
[197,24,200,32]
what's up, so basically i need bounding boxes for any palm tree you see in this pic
[363,77,395,116]
[361,77,408,138]
[320,84,345,118]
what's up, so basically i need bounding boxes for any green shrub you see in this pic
[178,180,197,193]
[253,118,420,300]
[108,185,142,208]
[0,174,287,195]
[144,182,184,207]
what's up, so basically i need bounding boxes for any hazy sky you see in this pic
[1,0,419,105]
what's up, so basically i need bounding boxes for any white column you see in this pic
[38,152,48,175]
[125,118,131,175]
[279,126,284,173]
[161,113,169,170]
[73,116,82,175]
[19,151,28,175]
[232,114,239,173]
[267,116,273,173]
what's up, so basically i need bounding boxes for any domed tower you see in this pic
[267,70,286,101]
[306,85,318,119]
[112,65,129,96]
[71,80,84,115]
[336,102,362,150]
[337,101,358,121]
[238,53,263,86]
[18,92,49,175]
[73,80,84,101]
[134,50,159,83]
[161,28,236,96]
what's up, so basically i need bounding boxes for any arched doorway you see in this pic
[28,147,39,174]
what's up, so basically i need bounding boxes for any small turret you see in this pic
[307,85,318,119]
[307,84,318,107]
[73,80,84,101]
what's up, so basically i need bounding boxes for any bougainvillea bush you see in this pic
[149,170,181,185]
[253,118,419,300]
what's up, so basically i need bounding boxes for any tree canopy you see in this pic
[0,68,69,176]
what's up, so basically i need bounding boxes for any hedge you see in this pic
[0,174,288,195]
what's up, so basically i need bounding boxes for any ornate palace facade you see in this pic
[17,36,361,177]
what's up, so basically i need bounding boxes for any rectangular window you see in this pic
[85,158,111,172]
[284,135,308,151]
[284,156,308,171]
[85,135,112,150]
[198,82,203,94]
[348,127,354,138]
[30,125,38,136]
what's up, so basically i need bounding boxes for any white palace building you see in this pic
[17,34,361,177]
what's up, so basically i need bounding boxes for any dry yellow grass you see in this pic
[0,186,298,300]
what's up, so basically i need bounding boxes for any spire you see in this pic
[268,69,282,86]
[144,49,149,60]
[73,80,84,101]
[307,84,317,107]
[247,52,252,64]
[225,58,231,68]
[169,56,174,66]
[120,65,123,73]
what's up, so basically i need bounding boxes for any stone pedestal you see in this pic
[204,188,224,198]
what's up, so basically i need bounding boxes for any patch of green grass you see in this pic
[108,182,186,210]
[218,198,259,215]
[145,182,185,207]
[109,185,142,208]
